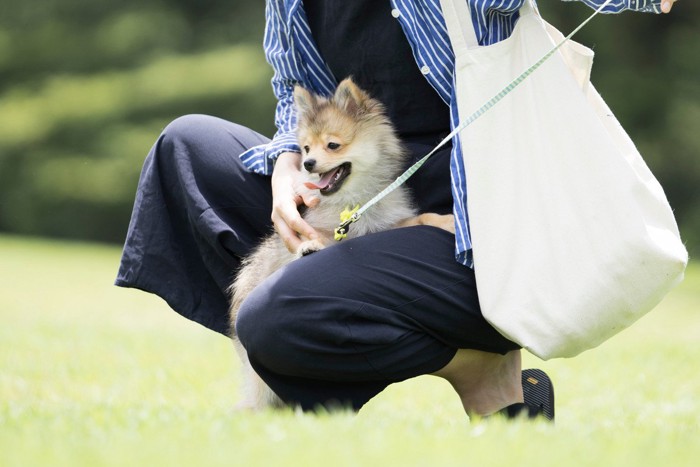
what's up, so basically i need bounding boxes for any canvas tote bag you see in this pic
[439,0,688,359]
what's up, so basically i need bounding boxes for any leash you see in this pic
[334,0,613,241]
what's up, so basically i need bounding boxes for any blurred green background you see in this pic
[0,0,698,254]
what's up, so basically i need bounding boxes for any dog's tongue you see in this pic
[304,167,338,191]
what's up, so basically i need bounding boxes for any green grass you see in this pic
[1,235,699,466]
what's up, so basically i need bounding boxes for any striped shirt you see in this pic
[240,0,661,267]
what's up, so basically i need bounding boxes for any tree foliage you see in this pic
[0,0,697,255]
[0,0,276,243]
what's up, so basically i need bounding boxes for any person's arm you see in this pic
[242,2,322,252]
[239,1,307,176]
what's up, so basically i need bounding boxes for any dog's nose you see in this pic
[303,159,316,172]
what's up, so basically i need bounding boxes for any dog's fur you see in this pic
[228,78,454,410]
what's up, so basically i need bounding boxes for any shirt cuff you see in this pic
[630,0,663,13]
[562,0,661,14]
[239,132,300,175]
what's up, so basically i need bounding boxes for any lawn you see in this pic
[1,234,698,466]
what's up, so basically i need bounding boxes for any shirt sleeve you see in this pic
[239,1,306,176]
[563,0,662,13]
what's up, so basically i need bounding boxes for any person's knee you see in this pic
[161,114,216,152]
[235,282,294,373]
[155,114,254,186]
[235,262,343,379]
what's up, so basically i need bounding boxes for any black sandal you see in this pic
[500,368,555,422]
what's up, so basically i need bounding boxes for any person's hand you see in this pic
[660,0,677,13]
[270,151,320,252]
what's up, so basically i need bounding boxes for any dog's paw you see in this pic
[429,213,456,234]
[296,239,325,258]
[399,213,455,234]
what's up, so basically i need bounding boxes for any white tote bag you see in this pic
[440,0,688,359]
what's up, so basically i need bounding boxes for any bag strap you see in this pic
[438,0,478,51]
[439,0,537,52]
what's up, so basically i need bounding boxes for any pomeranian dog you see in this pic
[228,78,454,410]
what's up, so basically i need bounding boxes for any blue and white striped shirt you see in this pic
[240,0,661,267]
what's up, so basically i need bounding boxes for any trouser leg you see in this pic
[116,114,272,335]
[236,226,519,411]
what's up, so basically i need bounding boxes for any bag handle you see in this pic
[439,0,537,52]
[438,0,478,51]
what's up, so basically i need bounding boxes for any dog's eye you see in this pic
[303,145,310,154]
[327,142,340,150]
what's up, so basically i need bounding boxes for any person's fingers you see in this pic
[660,0,676,13]
[271,204,301,252]
[299,189,321,208]
[287,214,317,241]
[274,219,302,252]
[269,151,321,252]
[271,198,318,253]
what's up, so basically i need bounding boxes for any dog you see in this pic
[228,78,454,410]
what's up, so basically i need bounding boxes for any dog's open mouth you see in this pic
[304,162,352,195]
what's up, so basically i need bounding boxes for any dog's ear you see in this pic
[334,78,371,116]
[294,85,317,119]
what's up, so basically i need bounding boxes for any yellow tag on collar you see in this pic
[340,204,360,224]
[334,229,347,241]
[334,204,360,241]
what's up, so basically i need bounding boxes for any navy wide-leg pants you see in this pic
[116,114,518,411]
